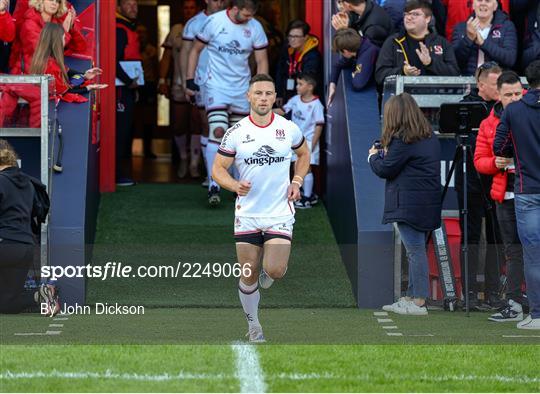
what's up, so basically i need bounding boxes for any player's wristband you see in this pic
[291,180,302,187]
[186,79,200,92]
[293,175,303,182]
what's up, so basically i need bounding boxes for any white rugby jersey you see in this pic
[218,113,304,217]
[183,11,210,86]
[196,9,268,91]
[282,95,325,141]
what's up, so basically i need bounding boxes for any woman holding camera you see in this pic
[369,93,441,315]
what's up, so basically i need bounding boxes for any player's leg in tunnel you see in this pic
[237,241,263,328]
[172,101,191,178]
[198,106,209,183]
[189,105,202,178]
[206,108,229,190]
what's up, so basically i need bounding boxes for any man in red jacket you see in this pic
[474,70,526,322]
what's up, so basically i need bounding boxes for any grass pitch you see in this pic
[1,345,539,392]
[1,184,539,392]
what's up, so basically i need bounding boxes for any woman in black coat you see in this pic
[369,93,441,315]
[0,139,59,316]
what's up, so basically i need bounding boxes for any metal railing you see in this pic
[0,74,57,267]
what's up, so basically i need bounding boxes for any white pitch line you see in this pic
[382,326,398,330]
[1,371,539,384]
[373,312,388,316]
[386,332,403,336]
[13,333,46,336]
[377,318,393,323]
[231,342,266,393]
[48,324,64,328]
[53,318,68,321]
[406,334,435,337]
[45,331,61,335]
[502,335,540,338]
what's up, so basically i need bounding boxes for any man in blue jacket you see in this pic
[494,60,540,330]
[452,0,517,76]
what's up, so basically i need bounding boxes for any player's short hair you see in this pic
[296,72,317,89]
[475,61,502,82]
[404,0,433,17]
[333,28,362,53]
[525,60,540,89]
[497,70,521,90]
[232,0,259,12]
[286,19,310,36]
[249,74,275,87]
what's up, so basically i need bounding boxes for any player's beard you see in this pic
[253,105,272,117]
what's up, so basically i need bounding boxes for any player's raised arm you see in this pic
[289,140,310,201]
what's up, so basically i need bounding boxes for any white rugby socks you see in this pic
[238,280,260,327]
[303,172,314,198]
[205,142,220,190]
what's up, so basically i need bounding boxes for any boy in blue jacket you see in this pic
[327,28,380,106]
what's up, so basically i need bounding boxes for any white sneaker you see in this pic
[395,301,428,316]
[258,270,274,289]
[516,315,540,330]
[382,297,410,313]
[246,325,266,343]
[488,299,523,322]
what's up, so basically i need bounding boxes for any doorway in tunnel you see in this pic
[130,0,307,183]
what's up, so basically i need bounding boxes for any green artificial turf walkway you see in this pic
[87,183,356,308]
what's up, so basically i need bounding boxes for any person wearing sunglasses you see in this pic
[375,0,459,87]
[457,61,506,311]
[451,0,517,76]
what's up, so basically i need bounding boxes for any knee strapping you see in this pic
[207,110,229,139]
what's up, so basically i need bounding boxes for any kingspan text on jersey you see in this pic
[244,156,286,166]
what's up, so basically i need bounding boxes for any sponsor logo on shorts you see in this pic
[277,223,289,231]
[244,145,285,166]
